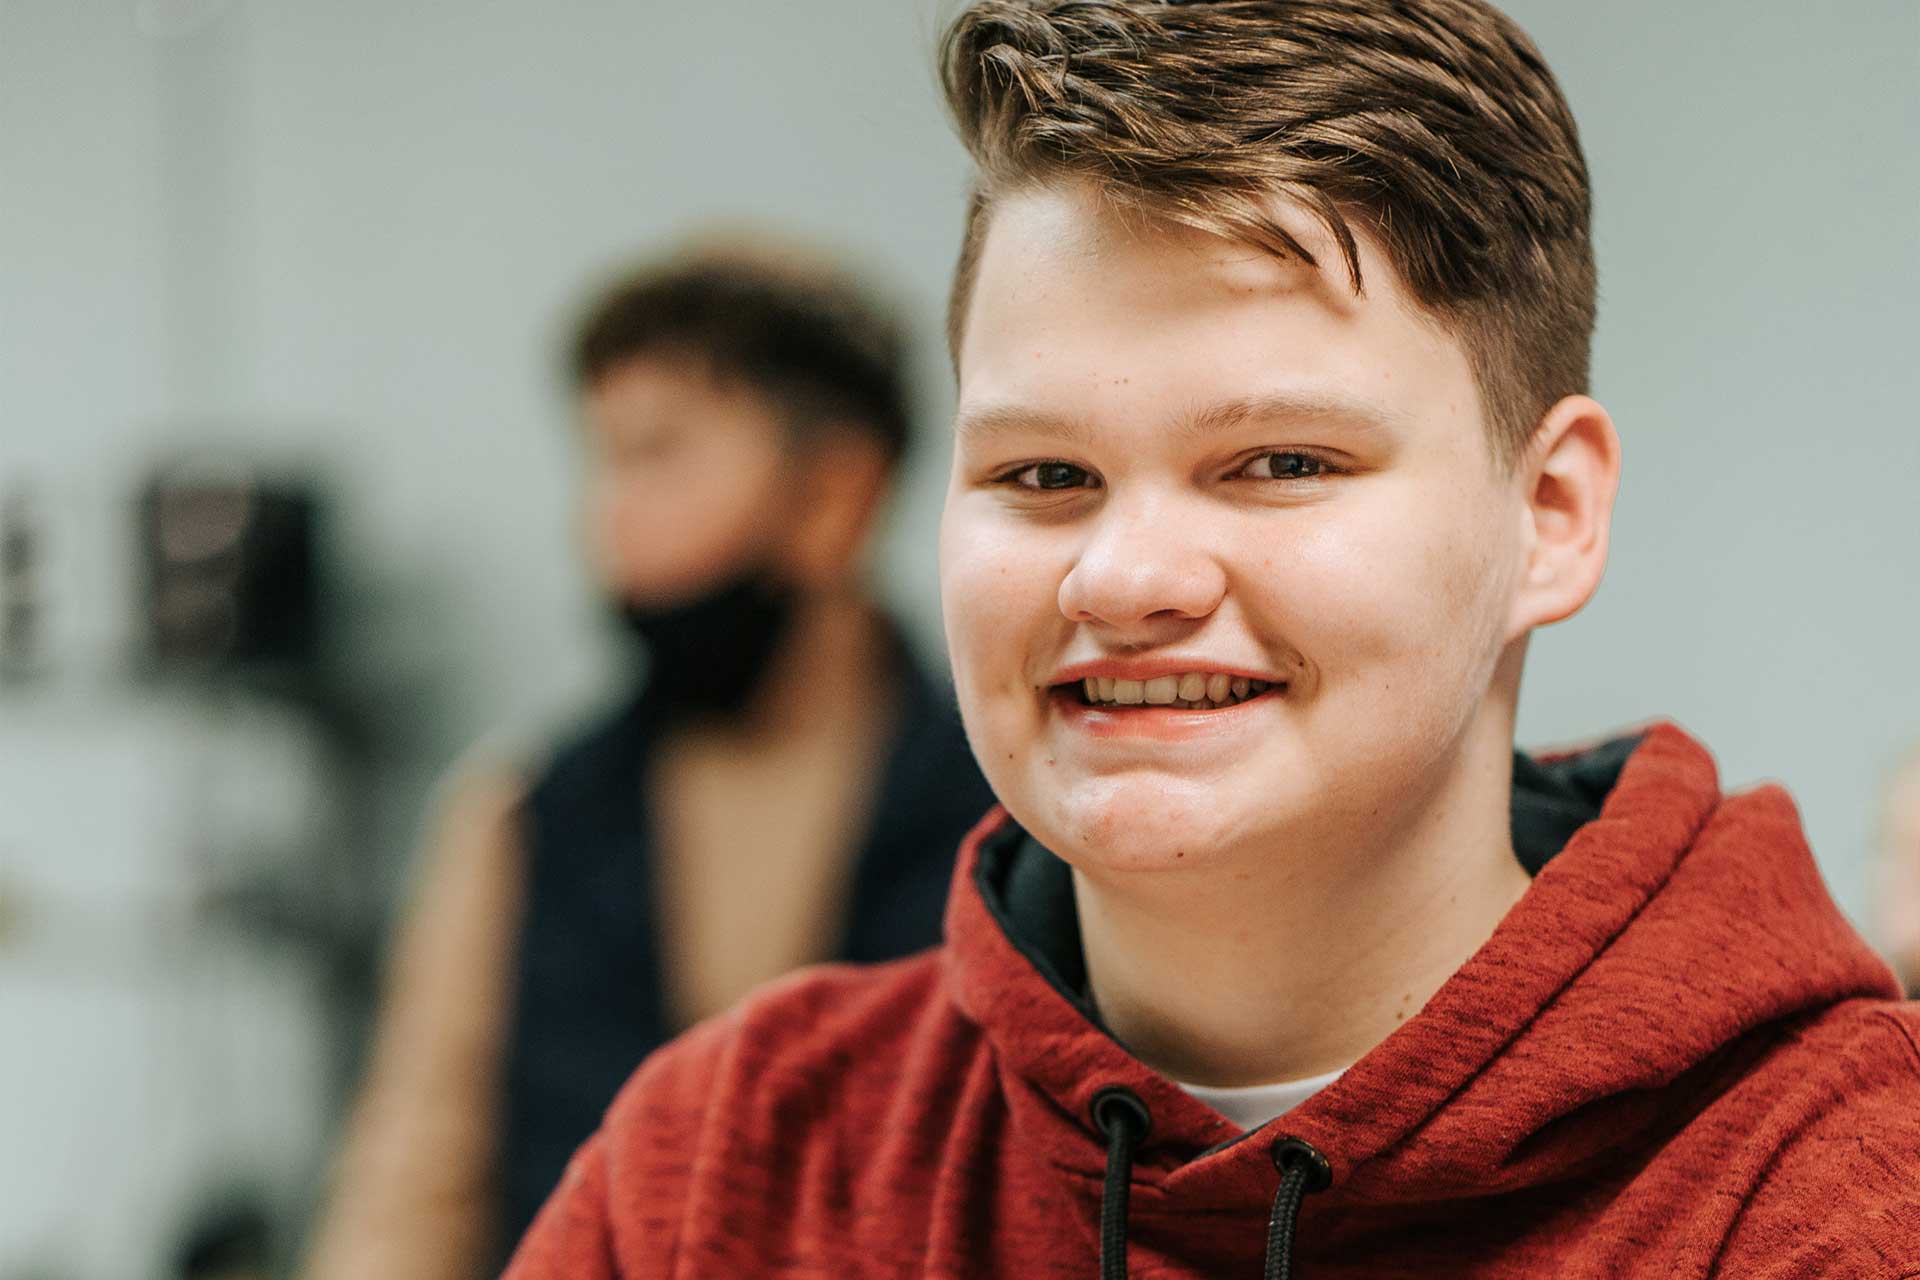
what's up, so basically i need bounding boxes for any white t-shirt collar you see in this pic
[1176,1066,1347,1132]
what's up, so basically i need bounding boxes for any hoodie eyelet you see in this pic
[1090,1086,1151,1143]
[1269,1135,1333,1192]
[1264,1136,1332,1280]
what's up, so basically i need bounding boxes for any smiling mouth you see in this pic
[1064,672,1283,711]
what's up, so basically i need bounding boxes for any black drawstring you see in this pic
[1091,1088,1150,1280]
[1263,1136,1333,1280]
[1089,1095,1330,1280]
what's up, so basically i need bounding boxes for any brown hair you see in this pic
[570,238,913,468]
[940,0,1595,462]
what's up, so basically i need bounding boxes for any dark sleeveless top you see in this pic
[501,639,995,1247]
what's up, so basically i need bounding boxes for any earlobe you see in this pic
[1510,395,1622,634]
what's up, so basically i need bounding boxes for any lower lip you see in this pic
[1049,686,1285,740]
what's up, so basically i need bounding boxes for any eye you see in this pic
[601,425,684,465]
[1003,461,1097,491]
[1237,451,1330,480]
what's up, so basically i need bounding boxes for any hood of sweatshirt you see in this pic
[941,722,1901,1268]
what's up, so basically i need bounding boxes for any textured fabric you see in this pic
[504,723,1920,1278]
[501,632,995,1247]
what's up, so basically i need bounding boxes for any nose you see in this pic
[1057,496,1226,633]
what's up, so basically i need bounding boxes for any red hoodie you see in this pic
[505,725,1920,1277]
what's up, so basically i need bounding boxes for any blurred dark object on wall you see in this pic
[172,1194,272,1280]
[138,464,323,680]
[0,484,45,687]
[130,457,391,999]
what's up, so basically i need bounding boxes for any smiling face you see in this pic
[940,183,1541,875]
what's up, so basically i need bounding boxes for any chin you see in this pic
[1019,774,1256,874]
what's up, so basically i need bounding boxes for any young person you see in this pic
[303,244,992,1277]
[505,4,1920,1276]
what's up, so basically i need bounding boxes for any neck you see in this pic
[681,587,894,748]
[1073,707,1530,1089]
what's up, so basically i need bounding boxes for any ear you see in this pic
[776,429,894,586]
[1507,394,1622,636]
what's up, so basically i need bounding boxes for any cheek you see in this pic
[942,511,1040,670]
[588,458,784,600]
[582,480,632,589]
[939,504,1066,756]
[1279,485,1516,698]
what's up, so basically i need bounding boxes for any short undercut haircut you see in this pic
[570,243,913,469]
[940,0,1596,463]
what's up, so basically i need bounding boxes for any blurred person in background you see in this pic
[302,242,994,1278]
[1877,746,1920,996]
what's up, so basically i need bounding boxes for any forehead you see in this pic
[955,183,1480,445]
[585,355,785,433]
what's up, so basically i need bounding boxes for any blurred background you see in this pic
[0,1,1915,1276]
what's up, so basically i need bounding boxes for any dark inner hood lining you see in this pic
[975,735,1646,1025]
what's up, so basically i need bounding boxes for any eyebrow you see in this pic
[951,402,1096,448]
[1175,391,1409,441]
[953,390,1409,446]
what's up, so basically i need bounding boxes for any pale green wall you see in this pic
[4,0,1914,915]
[2,3,1914,1273]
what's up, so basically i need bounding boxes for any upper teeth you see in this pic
[1079,672,1276,707]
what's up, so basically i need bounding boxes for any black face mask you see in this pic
[613,570,796,720]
